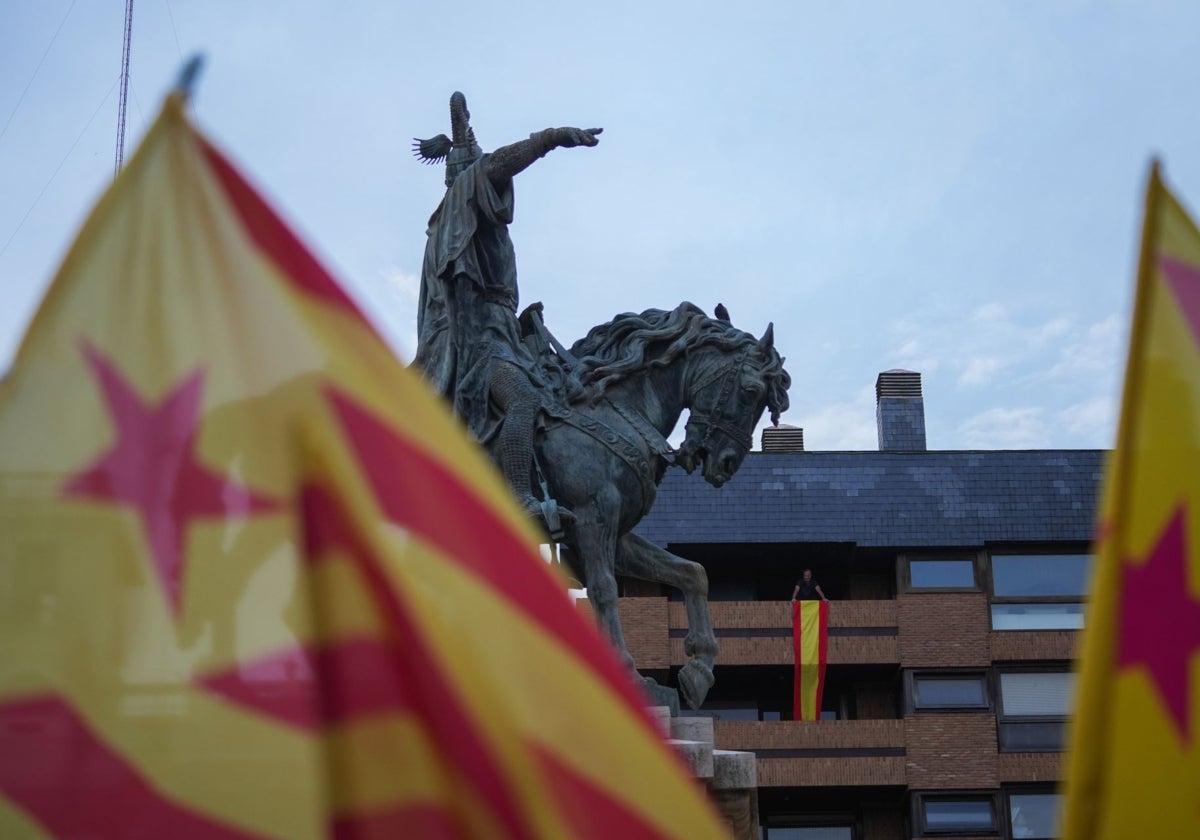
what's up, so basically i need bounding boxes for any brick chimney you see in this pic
[876,370,926,451]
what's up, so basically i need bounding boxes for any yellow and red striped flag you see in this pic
[1062,164,1200,838]
[0,91,727,839]
[791,601,828,721]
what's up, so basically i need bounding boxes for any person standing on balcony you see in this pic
[791,569,830,603]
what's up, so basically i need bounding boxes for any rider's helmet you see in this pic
[412,91,483,188]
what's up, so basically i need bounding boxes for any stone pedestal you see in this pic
[711,750,760,839]
[652,708,759,840]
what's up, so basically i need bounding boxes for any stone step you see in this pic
[669,715,714,746]
[712,749,757,791]
[668,738,714,778]
[647,705,672,739]
[643,705,758,840]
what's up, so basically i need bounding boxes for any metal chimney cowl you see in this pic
[761,424,804,453]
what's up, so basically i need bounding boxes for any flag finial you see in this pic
[174,54,205,103]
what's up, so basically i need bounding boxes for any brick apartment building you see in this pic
[622,370,1103,840]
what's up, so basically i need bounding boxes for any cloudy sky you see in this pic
[2,1,1198,451]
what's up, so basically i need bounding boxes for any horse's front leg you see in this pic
[615,532,717,710]
[573,505,634,673]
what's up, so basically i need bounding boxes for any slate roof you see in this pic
[634,450,1106,548]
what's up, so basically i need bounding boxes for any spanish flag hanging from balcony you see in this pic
[1062,164,1200,839]
[0,86,726,839]
[792,600,828,720]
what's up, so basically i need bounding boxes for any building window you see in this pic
[1006,791,1061,839]
[991,554,1089,597]
[765,828,854,840]
[908,672,990,711]
[914,793,998,835]
[990,553,1091,630]
[990,603,1084,631]
[908,557,978,590]
[997,671,1075,751]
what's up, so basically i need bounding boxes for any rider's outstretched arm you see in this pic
[485,127,602,183]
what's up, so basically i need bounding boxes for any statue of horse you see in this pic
[507,302,790,710]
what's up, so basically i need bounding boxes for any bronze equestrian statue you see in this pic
[412,94,790,710]
[413,91,599,528]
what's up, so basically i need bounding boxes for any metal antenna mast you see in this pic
[114,0,134,176]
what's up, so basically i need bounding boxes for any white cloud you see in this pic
[891,338,942,375]
[797,387,878,450]
[382,266,420,302]
[959,407,1049,449]
[818,339,843,355]
[1042,314,1124,381]
[373,266,422,360]
[958,356,1002,387]
[878,301,1124,447]
[905,357,942,375]
[1036,317,1072,341]
[972,302,1008,323]
[397,330,419,363]
[1056,396,1117,443]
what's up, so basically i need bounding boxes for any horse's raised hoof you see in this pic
[677,659,715,711]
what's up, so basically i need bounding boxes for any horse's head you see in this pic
[677,307,791,487]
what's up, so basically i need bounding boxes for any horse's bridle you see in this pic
[684,350,755,456]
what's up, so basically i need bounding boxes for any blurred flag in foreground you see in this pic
[0,90,725,839]
[1062,164,1200,838]
[791,600,827,721]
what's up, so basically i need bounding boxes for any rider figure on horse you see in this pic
[412,92,601,526]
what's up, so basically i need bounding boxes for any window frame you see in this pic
[762,812,858,840]
[995,666,1074,753]
[906,670,992,714]
[988,551,1091,601]
[989,601,1086,631]
[1003,785,1061,840]
[987,549,1091,631]
[912,791,1000,836]
[901,552,983,594]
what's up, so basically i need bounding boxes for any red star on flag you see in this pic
[1117,504,1200,743]
[62,343,280,614]
[1160,254,1200,346]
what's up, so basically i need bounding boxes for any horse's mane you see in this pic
[569,302,791,423]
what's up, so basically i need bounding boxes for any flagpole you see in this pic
[114,0,134,177]
[1061,158,1164,840]
[1106,160,1163,552]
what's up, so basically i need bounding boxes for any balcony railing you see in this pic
[714,719,906,787]
[667,599,899,666]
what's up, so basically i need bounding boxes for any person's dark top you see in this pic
[795,579,821,600]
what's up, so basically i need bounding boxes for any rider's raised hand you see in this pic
[557,127,603,148]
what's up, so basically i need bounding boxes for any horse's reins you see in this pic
[685,350,755,456]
